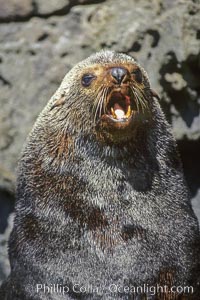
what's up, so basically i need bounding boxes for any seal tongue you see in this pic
[114,103,125,119]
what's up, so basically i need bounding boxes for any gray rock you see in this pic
[0,214,13,285]
[0,0,34,21]
[192,190,200,225]
[35,0,70,15]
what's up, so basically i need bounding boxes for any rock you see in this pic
[35,0,70,15]
[0,0,34,21]
[164,73,187,91]
[192,190,200,225]
[0,188,15,285]
[33,0,106,16]
[0,214,14,285]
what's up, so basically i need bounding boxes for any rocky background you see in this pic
[0,0,200,284]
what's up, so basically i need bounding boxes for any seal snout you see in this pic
[110,67,127,84]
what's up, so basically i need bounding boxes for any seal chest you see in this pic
[0,50,199,300]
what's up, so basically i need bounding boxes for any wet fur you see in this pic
[0,51,200,300]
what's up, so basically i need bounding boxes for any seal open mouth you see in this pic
[100,90,137,124]
[106,91,133,122]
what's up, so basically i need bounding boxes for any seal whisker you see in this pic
[92,85,105,110]
[137,91,147,112]
[92,85,103,112]
[92,91,102,116]
[131,84,148,113]
[93,86,107,124]
[131,86,146,113]
[130,86,140,113]
[92,75,110,112]
[134,84,149,108]
[102,86,110,116]
[98,90,105,120]
[98,86,109,122]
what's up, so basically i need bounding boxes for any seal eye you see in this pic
[131,68,143,84]
[81,74,96,87]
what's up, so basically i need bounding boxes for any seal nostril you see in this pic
[111,67,127,84]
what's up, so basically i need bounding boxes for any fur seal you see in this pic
[0,50,200,300]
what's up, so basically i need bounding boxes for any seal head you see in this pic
[50,51,158,144]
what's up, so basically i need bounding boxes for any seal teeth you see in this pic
[125,105,131,118]
[111,107,117,119]
[111,105,132,119]
[115,109,125,119]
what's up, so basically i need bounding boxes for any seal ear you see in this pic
[50,95,66,111]
[150,89,160,101]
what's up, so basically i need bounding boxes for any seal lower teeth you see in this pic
[111,108,125,119]
[115,109,125,119]
[125,105,131,118]
[111,105,131,119]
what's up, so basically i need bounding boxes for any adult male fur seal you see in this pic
[0,51,200,300]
